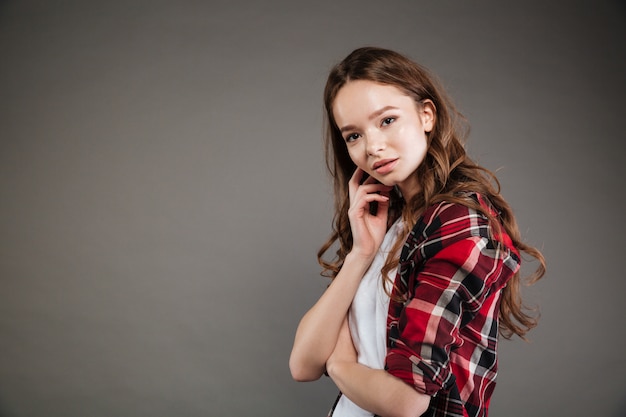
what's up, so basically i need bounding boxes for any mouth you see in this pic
[372,158,398,174]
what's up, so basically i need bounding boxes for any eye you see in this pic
[381,117,396,126]
[344,133,361,143]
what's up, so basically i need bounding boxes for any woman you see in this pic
[289,47,545,417]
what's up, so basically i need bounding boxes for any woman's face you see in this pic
[332,80,434,200]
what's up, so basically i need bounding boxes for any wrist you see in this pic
[344,250,375,269]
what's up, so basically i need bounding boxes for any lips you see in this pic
[372,158,398,175]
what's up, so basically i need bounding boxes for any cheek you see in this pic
[402,127,428,151]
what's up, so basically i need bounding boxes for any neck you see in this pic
[397,183,420,202]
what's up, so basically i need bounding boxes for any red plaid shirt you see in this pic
[385,193,520,417]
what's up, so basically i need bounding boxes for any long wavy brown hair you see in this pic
[317,47,545,339]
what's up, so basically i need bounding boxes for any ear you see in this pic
[420,99,436,133]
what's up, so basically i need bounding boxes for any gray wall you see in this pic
[1,1,624,416]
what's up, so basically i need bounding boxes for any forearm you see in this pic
[326,361,429,417]
[289,252,373,381]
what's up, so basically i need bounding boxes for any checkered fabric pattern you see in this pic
[385,193,520,417]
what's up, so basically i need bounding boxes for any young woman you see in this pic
[289,47,545,417]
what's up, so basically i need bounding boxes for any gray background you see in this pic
[1,1,624,416]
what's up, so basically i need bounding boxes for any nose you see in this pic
[366,130,386,156]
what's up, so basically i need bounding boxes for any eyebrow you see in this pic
[338,106,400,133]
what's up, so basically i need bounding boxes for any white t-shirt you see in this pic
[332,218,404,417]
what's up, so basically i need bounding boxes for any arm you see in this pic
[386,200,519,412]
[327,199,517,416]
[289,251,374,381]
[289,169,393,381]
[326,318,430,417]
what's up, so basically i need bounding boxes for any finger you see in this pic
[348,194,389,221]
[351,193,389,214]
[374,193,391,215]
[350,185,391,204]
[361,174,378,186]
[356,182,394,196]
[349,168,365,187]
[349,185,391,217]
[361,193,390,203]
[347,168,364,201]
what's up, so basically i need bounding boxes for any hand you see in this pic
[347,168,393,260]
[326,316,430,417]
[326,316,358,376]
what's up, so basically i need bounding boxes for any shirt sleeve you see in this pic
[385,199,519,396]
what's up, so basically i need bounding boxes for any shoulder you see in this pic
[411,192,490,244]
[401,192,514,264]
